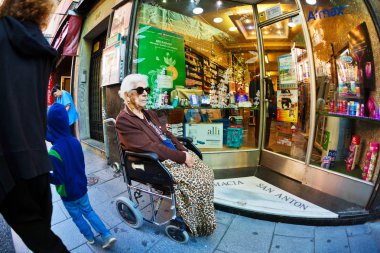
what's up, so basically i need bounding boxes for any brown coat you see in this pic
[116,106,187,164]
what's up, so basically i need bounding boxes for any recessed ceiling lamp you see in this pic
[244,19,252,24]
[229,27,237,31]
[247,25,254,30]
[216,0,222,6]
[306,0,317,5]
[288,18,296,28]
[213,17,223,23]
[193,7,204,14]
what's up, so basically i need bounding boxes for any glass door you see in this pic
[260,15,311,162]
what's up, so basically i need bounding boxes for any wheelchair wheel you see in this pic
[116,197,143,229]
[165,225,189,243]
[112,162,121,173]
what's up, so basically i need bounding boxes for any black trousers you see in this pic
[0,174,69,253]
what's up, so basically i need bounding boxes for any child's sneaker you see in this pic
[86,237,95,245]
[102,237,116,249]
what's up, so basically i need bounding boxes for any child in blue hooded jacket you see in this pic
[46,103,116,249]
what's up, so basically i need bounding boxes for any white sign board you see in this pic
[185,123,223,148]
[101,43,121,86]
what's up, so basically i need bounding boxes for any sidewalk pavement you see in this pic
[10,145,380,253]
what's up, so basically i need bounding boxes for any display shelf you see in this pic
[185,45,226,94]
[311,160,364,181]
[317,111,380,124]
[338,95,362,99]
[186,76,203,82]
[155,106,260,110]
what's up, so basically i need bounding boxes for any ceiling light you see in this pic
[236,9,251,15]
[193,7,203,15]
[288,19,296,28]
[244,19,252,24]
[213,17,223,23]
[247,25,254,30]
[229,27,237,31]
[216,0,222,6]
[306,0,317,5]
[265,54,269,64]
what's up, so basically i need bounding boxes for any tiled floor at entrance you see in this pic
[214,167,365,216]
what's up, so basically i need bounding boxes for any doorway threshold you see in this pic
[213,166,375,225]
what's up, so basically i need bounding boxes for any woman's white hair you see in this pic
[118,74,148,102]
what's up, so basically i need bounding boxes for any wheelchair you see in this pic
[104,118,202,243]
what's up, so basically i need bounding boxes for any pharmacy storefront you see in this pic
[103,0,380,221]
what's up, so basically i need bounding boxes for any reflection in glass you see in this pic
[131,0,260,150]
[306,0,380,182]
[261,16,310,162]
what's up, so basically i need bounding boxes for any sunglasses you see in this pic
[131,87,151,95]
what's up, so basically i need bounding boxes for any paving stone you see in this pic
[274,223,314,238]
[95,177,128,199]
[51,185,61,202]
[369,222,380,250]
[71,244,94,253]
[147,223,228,253]
[88,186,113,207]
[52,202,68,225]
[89,221,164,253]
[56,200,70,218]
[217,216,275,253]
[315,226,349,253]
[0,215,15,253]
[315,226,347,238]
[90,168,119,185]
[348,234,378,253]
[92,198,124,229]
[215,210,236,226]
[270,235,314,253]
[346,224,371,236]
[52,219,87,251]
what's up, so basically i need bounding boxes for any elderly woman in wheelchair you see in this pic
[115,73,216,238]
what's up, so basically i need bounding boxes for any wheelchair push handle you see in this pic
[104,118,116,125]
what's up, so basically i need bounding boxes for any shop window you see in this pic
[132,0,260,151]
[303,0,380,183]
[261,15,311,162]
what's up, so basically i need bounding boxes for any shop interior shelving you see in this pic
[185,45,225,93]
[312,111,380,182]
[156,106,260,110]
[317,111,380,124]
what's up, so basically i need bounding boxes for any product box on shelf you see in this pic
[362,141,379,182]
[346,135,361,172]
[185,123,223,148]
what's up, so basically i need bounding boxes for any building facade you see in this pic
[48,0,380,221]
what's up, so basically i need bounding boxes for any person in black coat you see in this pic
[0,0,68,252]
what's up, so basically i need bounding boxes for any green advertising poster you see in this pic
[137,24,185,90]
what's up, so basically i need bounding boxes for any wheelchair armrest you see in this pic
[124,150,159,161]
[176,136,203,160]
[176,136,193,143]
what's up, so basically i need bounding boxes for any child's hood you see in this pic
[47,103,71,143]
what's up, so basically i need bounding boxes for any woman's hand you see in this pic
[184,151,194,168]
